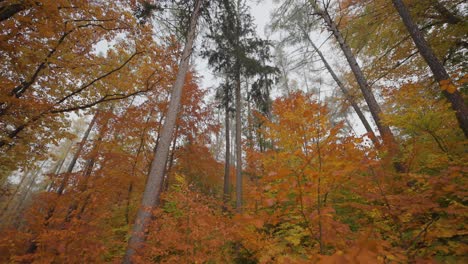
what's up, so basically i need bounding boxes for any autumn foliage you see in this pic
[1,0,467,263]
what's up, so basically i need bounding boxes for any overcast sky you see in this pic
[193,0,369,136]
[194,0,277,90]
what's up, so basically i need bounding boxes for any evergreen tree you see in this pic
[202,0,277,211]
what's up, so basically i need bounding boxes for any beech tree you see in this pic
[0,1,466,263]
[0,0,163,182]
[123,0,203,262]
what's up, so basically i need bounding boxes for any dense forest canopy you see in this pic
[0,0,466,263]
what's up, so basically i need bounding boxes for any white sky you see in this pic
[194,0,276,89]
[192,0,370,137]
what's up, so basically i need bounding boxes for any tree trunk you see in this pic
[65,113,109,223]
[310,1,405,172]
[45,141,73,192]
[303,30,380,147]
[12,161,47,226]
[56,110,99,195]
[162,125,179,192]
[125,108,155,225]
[224,89,230,204]
[235,69,242,212]
[1,169,29,218]
[123,1,202,262]
[235,0,243,213]
[311,3,392,141]
[392,0,468,138]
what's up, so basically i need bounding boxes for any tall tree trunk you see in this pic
[235,0,243,213]
[12,161,47,226]
[1,169,29,221]
[46,141,73,192]
[310,1,404,171]
[123,1,202,262]
[235,68,242,212]
[224,89,230,204]
[65,111,110,223]
[303,30,380,147]
[231,116,236,168]
[392,0,468,138]
[56,110,99,195]
[125,108,155,225]
[162,125,179,192]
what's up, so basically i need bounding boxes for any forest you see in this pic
[0,0,466,263]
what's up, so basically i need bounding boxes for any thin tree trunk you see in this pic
[123,1,202,262]
[310,1,405,171]
[231,116,236,167]
[126,108,155,225]
[12,161,47,225]
[235,69,242,212]
[247,96,254,148]
[310,2,392,142]
[224,90,230,204]
[235,0,243,213]
[46,141,73,192]
[65,115,108,222]
[1,169,29,217]
[56,110,99,195]
[392,0,468,138]
[303,31,380,147]
[27,111,99,249]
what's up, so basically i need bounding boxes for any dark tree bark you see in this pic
[123,1,203,262]
[392,0,468,138]
[0,2,25,21]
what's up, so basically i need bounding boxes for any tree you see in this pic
[269,1,380,146]
[203,0,277,211]
[0,0,160,181]
[391,0,468,137]
[123,0,203,262]
[1,1,467,263]
[307,0,404,171]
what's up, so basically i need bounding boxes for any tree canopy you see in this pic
[0,0,466,263]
